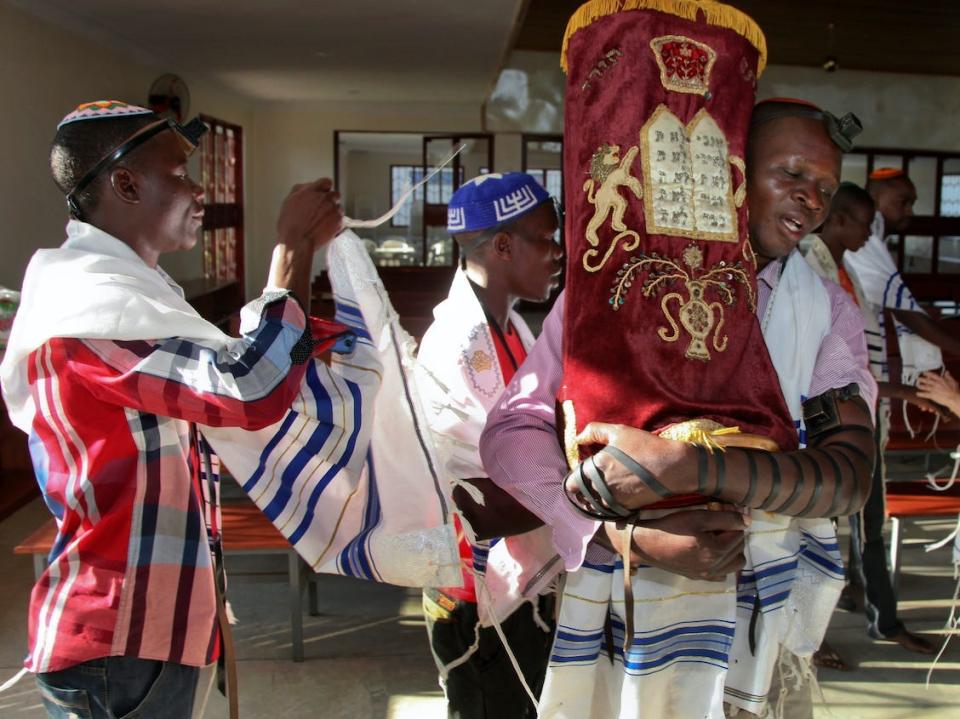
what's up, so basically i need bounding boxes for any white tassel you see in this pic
[343,144,465,229]
[925,564,960,689]
[926,442,960,493]
[0,667,28,694]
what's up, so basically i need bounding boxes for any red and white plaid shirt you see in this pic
[23,288,321,673]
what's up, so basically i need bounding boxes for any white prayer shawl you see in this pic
[805,237,892,450]
[804,236,879,359]
[205,232,459,586]
[844,213,942,385]
[415,268,560,621]
[724,252,841,715]
[539,251,840,719]
[1,221,459,588]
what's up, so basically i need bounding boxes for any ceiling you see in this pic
[516,0,960,77]
[10,0,960,110]
[8,0,525,103]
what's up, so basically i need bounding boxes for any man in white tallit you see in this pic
[840,169,960,654]
[416,172,563,718]
[846,168,960,382]
[806,182,944,658]
[0,100,459,718]
[480,99,877,719]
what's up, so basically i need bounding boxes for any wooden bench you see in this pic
[885,479,960,590]
[13,501,318,662]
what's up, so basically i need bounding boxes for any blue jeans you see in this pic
[35,656,199,719]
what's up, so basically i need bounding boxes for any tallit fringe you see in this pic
[925,563,960,689]
[773,650,827,719]
[560,0,767,74]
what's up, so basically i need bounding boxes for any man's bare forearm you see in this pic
[452,478,544,541]
[891,309,960,357]
[268,242,315,313]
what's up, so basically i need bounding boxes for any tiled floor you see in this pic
[1,497,958,718]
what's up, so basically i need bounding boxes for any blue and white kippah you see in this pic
[447,172,551,234]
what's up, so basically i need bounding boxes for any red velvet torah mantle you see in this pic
[558,0,797,483]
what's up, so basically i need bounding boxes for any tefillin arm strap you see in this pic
[565,446,672,522]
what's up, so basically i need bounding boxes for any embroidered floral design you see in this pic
[610,243,756,362]
[467,350,493,373]
[462,327,502,399]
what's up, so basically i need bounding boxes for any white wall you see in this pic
[0,2,253,291]
[757,65,960,151]
[484,51,960,154]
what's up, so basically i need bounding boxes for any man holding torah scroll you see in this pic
[480,2,876,717]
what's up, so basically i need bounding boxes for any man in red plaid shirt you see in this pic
[0,100,346,718]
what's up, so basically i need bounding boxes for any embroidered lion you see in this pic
[582,143,643,248]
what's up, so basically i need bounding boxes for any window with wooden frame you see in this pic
[199,115,244,285]
[843,147,960,304]
[389,165,462,227]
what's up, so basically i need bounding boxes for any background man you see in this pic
[0,100,343,718]
[847,168,960,360]
[805,181,942,664]
[416,172,562,718]
[843,169,960,653]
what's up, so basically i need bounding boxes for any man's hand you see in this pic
[276,178,343,251]
[269,179,344,310]
[565,422,695,512]
[917,371,960,417]
[599,509,747,581]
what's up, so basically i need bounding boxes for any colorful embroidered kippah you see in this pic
[446,172,551,234]
[869,167,905,181]
[57,100,155,129]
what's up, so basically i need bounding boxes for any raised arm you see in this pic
[62,179,346,430]
[268,177,343,312]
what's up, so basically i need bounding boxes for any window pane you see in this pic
[225,128,237,204]
[903,235,933,273]
[939,236,960,274]
[225,227,237,280]
[214,126,226,203]
[840,154,868,187]
[391,166,414,227]
[873,155,904,174]
[545,169,563,200]
[201,127,216,199]
[907,157,937,216]
[941,174,960,217]
[202,230,215,280]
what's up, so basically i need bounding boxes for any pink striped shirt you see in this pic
[479,255,877,569]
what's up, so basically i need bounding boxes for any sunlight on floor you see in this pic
[386,693,445,719]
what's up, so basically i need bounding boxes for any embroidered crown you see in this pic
[650,36,716,96]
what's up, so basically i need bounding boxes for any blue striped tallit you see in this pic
[203,231,460,588]
[540,562,734,718]
[540,253,843,718]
